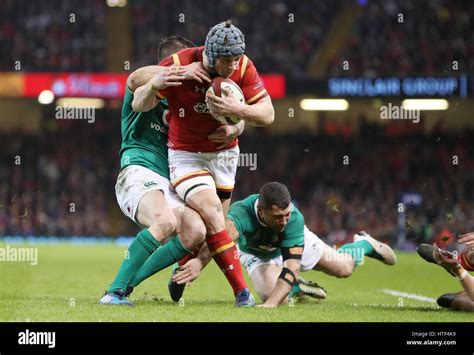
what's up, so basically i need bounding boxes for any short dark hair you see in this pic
[157,35,196,62]
[258,182,291,210]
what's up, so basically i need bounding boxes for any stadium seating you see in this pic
[2,115,473,251]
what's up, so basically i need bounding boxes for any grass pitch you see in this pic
[0,242,472,322]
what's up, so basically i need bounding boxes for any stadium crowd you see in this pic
[1,0,472,76]
[0,117,117,236]
[329,0,474,76]
[131,0,341,77]
[1,115,473,251]
[0,0,106,72]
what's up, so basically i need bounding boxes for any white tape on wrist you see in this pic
[458,270,469,281]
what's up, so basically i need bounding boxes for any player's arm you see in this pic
[234,95,274,127]
[459,232,474,247]
[206,89,274,127]
[127,62,211,92]
[208,120,245,150]
[433,244,474,301]
[132,67,186,112]
[258,246,303,308]
[172,218,240,284]
[127,66,162,92]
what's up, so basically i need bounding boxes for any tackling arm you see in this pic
[172,218,240,284]
[260,247,302,308]
[127,66,162,92]
[127,62,211,92]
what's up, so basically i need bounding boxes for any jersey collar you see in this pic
[254,199,268,227]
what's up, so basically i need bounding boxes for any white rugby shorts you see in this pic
[115,165,184,224]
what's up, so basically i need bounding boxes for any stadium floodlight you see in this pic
[300,99,349,111]
[38,90,55,105]
[106,0,127,7]
[56,97,105,109]
[401,99,449,111]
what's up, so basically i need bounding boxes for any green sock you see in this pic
[289,283,301,299]
[108,229,160,293]
[337,240,374,266]
[130,237,190,288]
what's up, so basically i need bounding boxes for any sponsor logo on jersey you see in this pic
[150,122,165,133]
[194,102,211,114]
[194,86,206,93]
[144,181,158,188]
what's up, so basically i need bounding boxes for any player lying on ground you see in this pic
[418,233,474,311]
[169,182,396,308]
[131,20,275,306]
[100,36,244,306]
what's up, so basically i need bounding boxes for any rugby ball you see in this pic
[206,77,244,125]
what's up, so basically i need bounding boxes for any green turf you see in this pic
[0,242,472,322]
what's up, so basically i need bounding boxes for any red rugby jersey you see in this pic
[158,46,268,152]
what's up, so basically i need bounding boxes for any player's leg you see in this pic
[337,231,396,266]
[170,148,253,306]
[239,251,282,302]
[100,166,177,305]
[221,198,231,216]
[169,197,232,300]
[250,264,282,302]
[437,291,474,312]
[185,188,252,302]
[128,204,206,291]
[313,243,355,278]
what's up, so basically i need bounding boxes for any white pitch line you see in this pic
[381,289,437,303]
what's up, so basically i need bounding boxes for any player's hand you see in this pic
[433,243,461,272]
[206,87,244,117]
[182,62,211,84]
[150,65,186,90]
[172,258,203,284]
[208,125,239,149]
[458,232,474,246]
[256,303,278,309]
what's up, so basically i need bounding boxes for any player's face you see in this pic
[214,55,241,77]
[260,204,292,233]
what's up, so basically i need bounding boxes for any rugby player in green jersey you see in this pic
[100,36,245,306]
[171,182,397,308]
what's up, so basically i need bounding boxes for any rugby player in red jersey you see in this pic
[418,232,474,311]
[132,20,275,306]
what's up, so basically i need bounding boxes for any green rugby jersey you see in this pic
[227,194,305,259]
[119,85,170,178]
